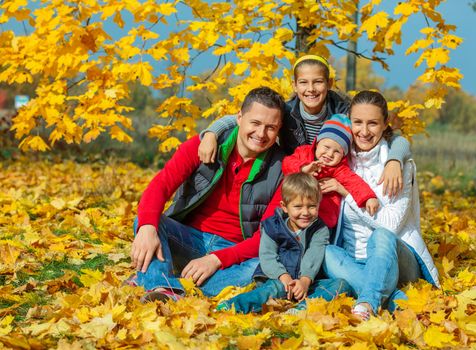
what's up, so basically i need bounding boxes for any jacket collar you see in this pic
[219,126,272,183]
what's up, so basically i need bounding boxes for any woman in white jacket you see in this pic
[321,90,440,320]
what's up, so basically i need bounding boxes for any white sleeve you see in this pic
[343,161,414,234]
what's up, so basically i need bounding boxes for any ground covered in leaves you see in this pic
[0,158,475,349]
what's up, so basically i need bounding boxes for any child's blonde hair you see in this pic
[281,173,322,204]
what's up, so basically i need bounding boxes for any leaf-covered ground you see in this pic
[0,158,475,349]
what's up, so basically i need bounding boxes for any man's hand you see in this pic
[288,276,311,301]
[365,198,380,216]
[131,224,164,273]
[301,161,322,177]
[198,132,218,164]
[378,160,403,197]
[181,254,222,286]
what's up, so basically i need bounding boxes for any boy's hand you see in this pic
[365,198,380,216]
[301,161,322,177]
[279,273,293,299]
[198,132,218,164]
[288,276,311,301]
[378,160,403,197]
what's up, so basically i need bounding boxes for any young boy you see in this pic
[282,114,379,229]
[215,173,350,314]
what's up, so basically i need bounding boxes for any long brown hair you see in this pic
[350,90,394,140]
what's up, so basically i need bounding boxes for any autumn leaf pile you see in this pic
[0,159,475,349]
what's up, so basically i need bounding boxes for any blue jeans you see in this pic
[134,216,259,297]
[323,228,421,313]
[222,277,352,314]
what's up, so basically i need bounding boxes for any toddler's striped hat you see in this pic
[316,114,352,155]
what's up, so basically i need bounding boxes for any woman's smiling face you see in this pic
[350,103,387,152]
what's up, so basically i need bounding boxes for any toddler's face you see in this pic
[314,138,344,167]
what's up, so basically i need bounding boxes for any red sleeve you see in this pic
[137,136,201,230]
[332,159,377,207]
[282,145,315,175]
[212,184,283,268]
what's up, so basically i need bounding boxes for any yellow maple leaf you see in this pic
[79,314,116,339]
[159,136,182,152]
[110,125,133,143]
[359,11,389,39]
[19,135,51,151]
[423,325,457,347]
[137,62,153,86]
[0,315,14,335]
[79,269,103,287]
[394,2,418,16]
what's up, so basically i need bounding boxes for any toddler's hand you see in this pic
[365,198,379,216]
[301,161,321,177]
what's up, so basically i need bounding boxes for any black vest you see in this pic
[166,127,285,239]
[253,210,326,280]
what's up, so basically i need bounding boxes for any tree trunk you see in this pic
[346,7,359,91]
[295,20,315,54]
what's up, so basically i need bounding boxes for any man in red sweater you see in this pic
[129,87,286,301]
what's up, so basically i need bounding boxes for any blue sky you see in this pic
[3,1,474,96]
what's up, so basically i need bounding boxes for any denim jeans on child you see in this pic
[221,277,352,314]
[134,215,259,297]
[323,228,421,313]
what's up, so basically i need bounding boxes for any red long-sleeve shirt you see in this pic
[137,135,282,268]
[282,144,376,228]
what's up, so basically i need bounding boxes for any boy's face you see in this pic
[314,138,345,167]
[281,195,319,232]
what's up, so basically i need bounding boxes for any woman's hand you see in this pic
[379,160,403,197]
[319,177,349,197]
[198,132,218,164]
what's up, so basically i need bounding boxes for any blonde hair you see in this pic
[281,173,322,204]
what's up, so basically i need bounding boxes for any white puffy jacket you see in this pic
[334,139,440,288]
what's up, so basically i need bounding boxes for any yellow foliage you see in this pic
[0,0,462,150]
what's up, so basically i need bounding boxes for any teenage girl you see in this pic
[198,55,409,196]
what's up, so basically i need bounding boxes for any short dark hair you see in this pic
[350,90,394,139]
[241,87,285,119]
[281,173,322,204]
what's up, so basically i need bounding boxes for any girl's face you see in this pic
[293,64,332,115]
[350,103,387,152]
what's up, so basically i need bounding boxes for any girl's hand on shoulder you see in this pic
[379,160,403,197]
[319,177,349,197]
[198,132,218,164]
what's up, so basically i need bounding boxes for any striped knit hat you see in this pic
[316,114,352,155]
